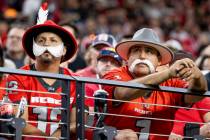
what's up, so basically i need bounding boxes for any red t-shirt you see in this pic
[171,97,210,136]
[0,78,6,100]
[102,66,188,140]
[5,64,77,139]
[76,66,96,78]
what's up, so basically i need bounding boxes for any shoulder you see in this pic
[62,67,80,77]
[195,97,210,108]
[20,65,31,70]
[7,65,32,84]
[103,66,131,81]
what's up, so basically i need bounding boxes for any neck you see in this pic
[35,61,60,73]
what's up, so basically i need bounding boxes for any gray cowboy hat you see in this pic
[116,28,174,65]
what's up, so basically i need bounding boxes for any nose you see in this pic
[105,61,112,66]
[139,50,146,59]
[43,39,51,46]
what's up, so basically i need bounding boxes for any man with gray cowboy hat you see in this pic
[102,28,207,140]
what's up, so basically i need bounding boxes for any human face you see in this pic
[6,28,25,52]
[97,57,120,77]
[35,32,64,64]
[127,45,160,77]
[202,57,210,70]
[88,44,109,67]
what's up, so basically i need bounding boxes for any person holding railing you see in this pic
[102,28,207,140]
[0,3,80,140]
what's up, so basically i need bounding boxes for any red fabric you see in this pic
[76,66,96,78]
[85,84,98,107]
[41,2,48,11]
[171,97,210,136]
[102,66,187,140]
[5,65,77,139]
[0,78,6,100]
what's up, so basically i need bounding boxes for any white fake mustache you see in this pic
[129,59,155,74]
[33,40,64,58]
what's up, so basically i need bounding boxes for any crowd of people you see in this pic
[1,0,210,140]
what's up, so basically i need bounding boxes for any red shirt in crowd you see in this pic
[76,66,96,78]
[171,97,210,136]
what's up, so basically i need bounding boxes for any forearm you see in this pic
[184,74,207,103]
[70,122,76,134]
[51,129,61,139]
[115,69,171,100]
[188,74,207,92]
[23,123,47,136]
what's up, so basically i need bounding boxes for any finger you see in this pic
[176,64,185,72]
[182,61,189,68]
[180,70,192,80]
[177,68,190,77]
[186,60,195,68]
[185,74,194,81]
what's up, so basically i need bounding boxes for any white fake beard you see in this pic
[33,40,64,58]
[129,59,155,74]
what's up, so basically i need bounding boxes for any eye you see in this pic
[37,39,44,44]
[51,39,58,43]
[145,48,153,54]
[131,47,139,53]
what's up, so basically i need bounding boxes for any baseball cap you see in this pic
[165,39,183,52]
[92,33,117,49]
[97,47,122,66]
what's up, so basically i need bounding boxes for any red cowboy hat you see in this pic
[22,20,78,62]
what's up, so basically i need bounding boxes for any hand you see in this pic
[169,58,201,81]
[114,129,138,140]
[169,133,183,140]
[200,123,210,137]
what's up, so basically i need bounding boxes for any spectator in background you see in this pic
[169,97,210,140]
[197,55,210,71]
[76,33,117,78]
[196,45,210,73]
[156,39,184,72]
[5,24,26,68]
[86,47,123,110]
[60,22,86,71]
[85,47,123,139]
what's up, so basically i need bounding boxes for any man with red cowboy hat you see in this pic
[102,28,207,140]
[2,3,79,139]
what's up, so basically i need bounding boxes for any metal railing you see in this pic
[0,67,209,140]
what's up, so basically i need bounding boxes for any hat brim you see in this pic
[97,55,122,66]
[22,24,77,62]
[92,41,113,48]
[116,41,174,65]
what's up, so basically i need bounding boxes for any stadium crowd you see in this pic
[1,0,210,140]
